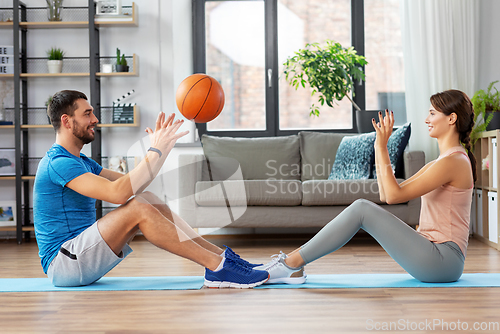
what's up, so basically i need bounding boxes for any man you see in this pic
[33,90,268,288]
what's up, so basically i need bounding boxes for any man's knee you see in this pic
[136,191,169,206]
[126,195,158,214]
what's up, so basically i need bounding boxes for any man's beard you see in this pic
[72,120,95,144]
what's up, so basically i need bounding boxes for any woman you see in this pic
[256,89,475,283]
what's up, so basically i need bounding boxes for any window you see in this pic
[278,0,353,130]
[364,0,406,126]
[205,1,267,131]
[193,0,406,137]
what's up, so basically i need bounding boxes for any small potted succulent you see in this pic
[46,47,64,73]
[115,48,129,73]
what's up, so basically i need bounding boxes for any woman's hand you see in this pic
[372,109,394,148]
[145,112,189,155]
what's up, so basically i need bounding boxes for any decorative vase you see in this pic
[355,109,381,133]
[115,65,129,73]
[47,60,63,73]
[47,0,64,22]
[486,111,500,131]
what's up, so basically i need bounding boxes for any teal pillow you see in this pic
[372,123,411,179]
[328,132,376,180]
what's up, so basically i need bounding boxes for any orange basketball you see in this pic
[175,74,225,123]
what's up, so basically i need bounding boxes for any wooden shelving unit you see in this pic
[21,72,90,77]
[19,21,87,29]
[98,105,139,127]
[473,130,500,251]
[95,2,138,27]
[19,54,138,77]
[0,226,34,232]
[18,2,137,29]
[0,1,140,243]
[0,21,13,29]
[97,54,138,76]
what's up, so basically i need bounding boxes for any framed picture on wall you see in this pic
[0,148,15,176]
[0,201,16,227]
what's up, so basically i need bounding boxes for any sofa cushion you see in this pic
[372,123,411,179]
[299,131,350,181]
[201,134,301,180]
[328,132,376,180]
[195,180,302,206]
[302,179,405,206]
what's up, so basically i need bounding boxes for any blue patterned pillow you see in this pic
[372,122,411,179]
[328,132,376,180]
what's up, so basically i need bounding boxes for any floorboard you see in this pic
[1,234,499,333]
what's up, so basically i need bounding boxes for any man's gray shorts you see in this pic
[47,221,133,287]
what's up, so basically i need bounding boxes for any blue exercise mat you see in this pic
[1,273,500,292]
[0,276,205,292]
[255,273,500,289]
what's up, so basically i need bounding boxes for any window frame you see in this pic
[192,0,366,138]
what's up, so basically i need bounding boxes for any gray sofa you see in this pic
[178,132,425,230]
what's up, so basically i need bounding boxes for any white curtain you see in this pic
[401,0,479,161]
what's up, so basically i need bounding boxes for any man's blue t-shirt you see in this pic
[34,143,103,274]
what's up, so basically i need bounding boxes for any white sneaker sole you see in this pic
[266,275,307,284]
[204,275,269,289]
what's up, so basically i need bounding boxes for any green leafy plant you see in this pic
[471,81,500,146]
[116,48,128,66]
[283,39,367,116]
[46,47,64,60]
[45,95,53,107]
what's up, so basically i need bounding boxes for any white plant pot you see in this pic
[47,60,63,73]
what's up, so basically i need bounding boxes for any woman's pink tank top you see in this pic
[417,146,473,256]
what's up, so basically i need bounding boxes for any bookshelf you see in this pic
[1,1,140,243]
[472,130,500,250]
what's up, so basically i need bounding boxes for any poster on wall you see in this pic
[0,148,15,176]
[0,201,15,227]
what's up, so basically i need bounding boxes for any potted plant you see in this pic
[283,39,369,131]
[46,0,64,22]
[115,48,129,73]
[45,95,53,124]
[472,81,500,133]
[46,47,64,73]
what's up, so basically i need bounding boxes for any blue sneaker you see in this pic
[204,258,269,288]
[224,245,262,268]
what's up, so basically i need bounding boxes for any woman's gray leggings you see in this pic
[299,199,465,283]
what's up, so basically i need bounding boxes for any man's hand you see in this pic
[145,112,189,156]
[66,112,190,204]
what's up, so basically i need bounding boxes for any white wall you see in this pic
[478,0,500,90]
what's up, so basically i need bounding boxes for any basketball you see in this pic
[175,73,225,123]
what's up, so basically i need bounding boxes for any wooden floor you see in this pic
[1,234,500,333]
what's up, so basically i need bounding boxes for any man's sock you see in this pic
[214,257,225,272]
